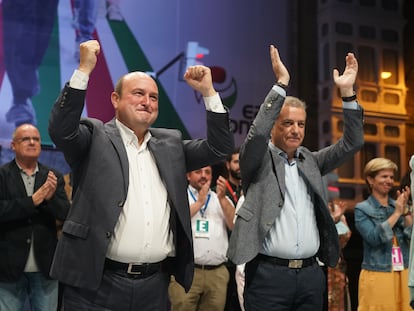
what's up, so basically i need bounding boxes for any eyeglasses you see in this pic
[14,136,41,143]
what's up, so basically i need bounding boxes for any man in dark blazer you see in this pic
[48,40,234,311]
[227,45,364,311]
[0,124,70,310]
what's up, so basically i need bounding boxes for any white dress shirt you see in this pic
[188,185,228,266]
[261,143,320,259]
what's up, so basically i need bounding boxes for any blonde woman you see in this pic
[355,158,412,311]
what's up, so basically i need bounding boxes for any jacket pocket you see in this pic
[236,206,254,221]
[62,220,89,239]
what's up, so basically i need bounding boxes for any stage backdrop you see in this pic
[0,0,289,150]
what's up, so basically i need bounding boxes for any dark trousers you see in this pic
[62,269,170,311]
[244,256,325,311]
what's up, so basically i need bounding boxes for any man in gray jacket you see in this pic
[227,45,363,311]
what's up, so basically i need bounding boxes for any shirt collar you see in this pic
[369,195,395,208]
[116,119,152,149]
[188,184,198,195]
[268,141,303,160]
[188,184,211,196]
[15,161,39,176]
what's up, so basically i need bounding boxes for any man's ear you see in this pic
[111,92,120,109]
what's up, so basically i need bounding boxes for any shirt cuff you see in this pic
[342,101,358,110]
[272,85,287,97]
[69,70,89,90]
[203,93,226,113]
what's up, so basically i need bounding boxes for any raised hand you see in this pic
[197,179,211,205]
[78,40,101,76]
[333,52,358,97]
[215,176,227,200]
[44,171,58,201]
[329,200,347,223]
[184,65,216,97]
[395,186,411,215]
[270,45,290,86]
[32,171,57,206]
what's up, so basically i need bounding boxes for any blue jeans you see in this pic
[0,272,58,311]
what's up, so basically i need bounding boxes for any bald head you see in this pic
[114,72,157,98]
[111,71,160,140]
[11,123,42,164]
[12,124,40,142]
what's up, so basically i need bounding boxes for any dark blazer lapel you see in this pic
[106,120,129,193]
[148,134,194,253]
[34,165,48,191]
[148,137,181,238]
[9,162,29,197]
[147,136,175,202]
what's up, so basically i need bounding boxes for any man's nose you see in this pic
[141,94,151,106]
[291,123,299,132]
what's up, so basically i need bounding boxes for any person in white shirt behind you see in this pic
[169,165,235,311]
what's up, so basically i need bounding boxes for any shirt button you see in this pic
[26,238,31,244]
[105,232,112,238]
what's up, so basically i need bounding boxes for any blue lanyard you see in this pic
[188,188,211,218]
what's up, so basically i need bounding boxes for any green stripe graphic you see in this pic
[108,20,190,139]
[34,17,61,146]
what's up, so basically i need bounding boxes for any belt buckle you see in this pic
[288,259,303,269]
[127,263,142,275]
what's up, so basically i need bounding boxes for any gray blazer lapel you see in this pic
[296,160,325,203]
[269,150,285,200]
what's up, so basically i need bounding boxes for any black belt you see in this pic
[104,258,164,278]
[194,263,224,270]
[256,253,316,269]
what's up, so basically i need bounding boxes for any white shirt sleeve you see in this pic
[203,93,226,113]
[69,70,89,90]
